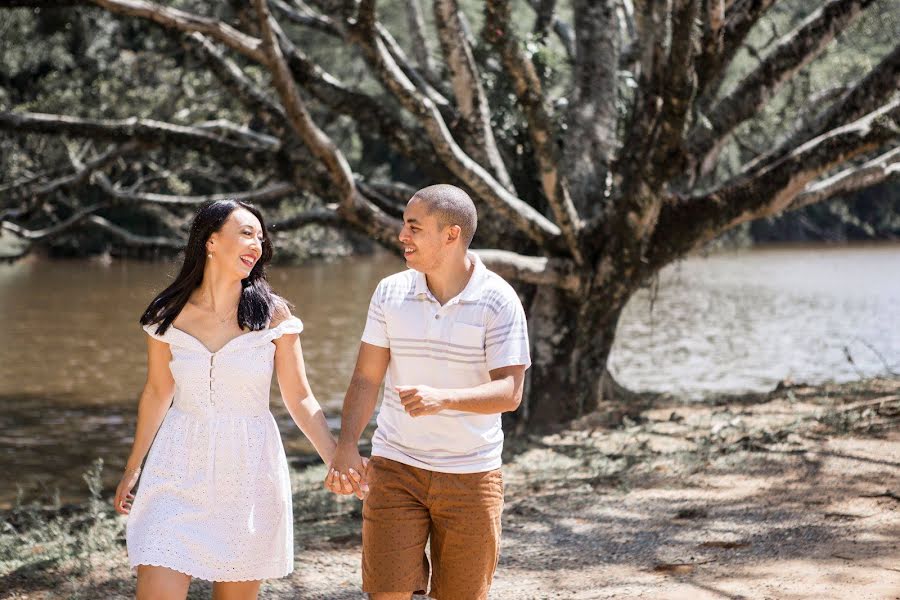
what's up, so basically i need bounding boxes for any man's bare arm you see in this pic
[395,365,526,417]
[324,342,390,498]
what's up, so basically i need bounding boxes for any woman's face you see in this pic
[205,208,265,279]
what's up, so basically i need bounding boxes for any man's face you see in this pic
[398,197,449,273]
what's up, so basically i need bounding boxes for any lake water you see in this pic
[1,244,898,506]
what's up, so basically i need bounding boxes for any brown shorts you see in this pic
[362,456,504,599]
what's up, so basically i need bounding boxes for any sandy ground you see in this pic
[3,379,898,599]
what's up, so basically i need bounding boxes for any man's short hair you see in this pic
[412,184,478,247]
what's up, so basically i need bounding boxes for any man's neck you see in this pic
[425,253,474,305]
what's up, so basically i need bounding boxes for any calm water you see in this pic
[1,245,898,506]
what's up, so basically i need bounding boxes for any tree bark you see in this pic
[525,284,628,423]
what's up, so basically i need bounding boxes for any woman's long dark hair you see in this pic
[140,200,286,335]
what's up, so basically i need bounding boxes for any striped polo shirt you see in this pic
[361,252,531,473]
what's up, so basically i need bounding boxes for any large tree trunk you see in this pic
[524,284,629,424]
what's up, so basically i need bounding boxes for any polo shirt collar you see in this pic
[414,251,487,303]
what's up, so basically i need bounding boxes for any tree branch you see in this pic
[560,0,620,218]
[649,0,701,183]
[85,214,185,249]
[434,0,515,192]
[257,0,408,249]
[484,0,584,263]
[406,0,437,81]
[526,0,576,62]
[2,142,138,202]
[0,112,279,165]
[695,0,778,99]
[254,0,355,204]
[269,205,345,230]
[474,249,580,293]
[348,1,563,248]
[788,145,900,211]
[89,0,266,63]
[274,22,453,181]
[270,0,342,36]
[186,32,286,129]
[2,203,107,242]
[742,42,900,177]
[650,101,900,264]
[689,0,877,176]
[94,175,298,207]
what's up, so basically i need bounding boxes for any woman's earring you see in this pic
[207,252,213,259]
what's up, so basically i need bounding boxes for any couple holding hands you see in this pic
[114,184,531,600]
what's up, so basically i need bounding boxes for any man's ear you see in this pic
[446,224,461,244]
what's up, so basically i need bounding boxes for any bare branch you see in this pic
[690,0,877,176]
[89,0,266,63]
[406,0,437,81]
[359,181,417,205]
[2,142,138,202]
[695,0,778,98]
[474,249,580,293]
[257,0,408,250]
[484,0,584,263]
[94,175,297,206]
[376,24,456,117]
[651,101,900,264]
[186,33,286,127]
[2,203,106,242]
[274,23,453,181]
[194,119,282,148]
[526,0,576,62]
[270,0,341,36]
[253,0,355,203]
[788,146,900,211]
[355,181,408,216]
[349,2,563,247]
[0,112,279,165]
[270,205,344,230]
[743,43,900,177]
[434,0,515,192]
[561,0,620,216]
[85,215,185,249]
[649,0,701,182]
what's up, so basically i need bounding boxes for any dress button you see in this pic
[434,314,440,319]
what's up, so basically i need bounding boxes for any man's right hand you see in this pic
[325,444,370,500]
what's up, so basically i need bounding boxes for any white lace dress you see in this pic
[126,317,303,581]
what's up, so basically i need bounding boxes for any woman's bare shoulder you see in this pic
[268,297,294,328]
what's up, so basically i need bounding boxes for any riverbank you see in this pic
[2,377,898,599]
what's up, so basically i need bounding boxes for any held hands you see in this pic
[395,384,449,417]
[113,466,141,515]
[324,444,370,500]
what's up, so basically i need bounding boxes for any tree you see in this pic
[1,0,898,425]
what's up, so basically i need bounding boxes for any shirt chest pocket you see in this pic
[446,323,486,370]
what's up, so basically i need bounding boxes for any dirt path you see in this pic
[275,378,900,600]
[3,379,898,599]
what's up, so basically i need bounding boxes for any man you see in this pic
[325,184,530,600]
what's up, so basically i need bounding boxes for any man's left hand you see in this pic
[395,385,449,417]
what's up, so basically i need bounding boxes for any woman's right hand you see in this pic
[114,467,141,515]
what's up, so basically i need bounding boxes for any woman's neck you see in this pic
[193,270,243,315]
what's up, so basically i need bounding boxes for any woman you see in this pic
[114,200,349,599]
